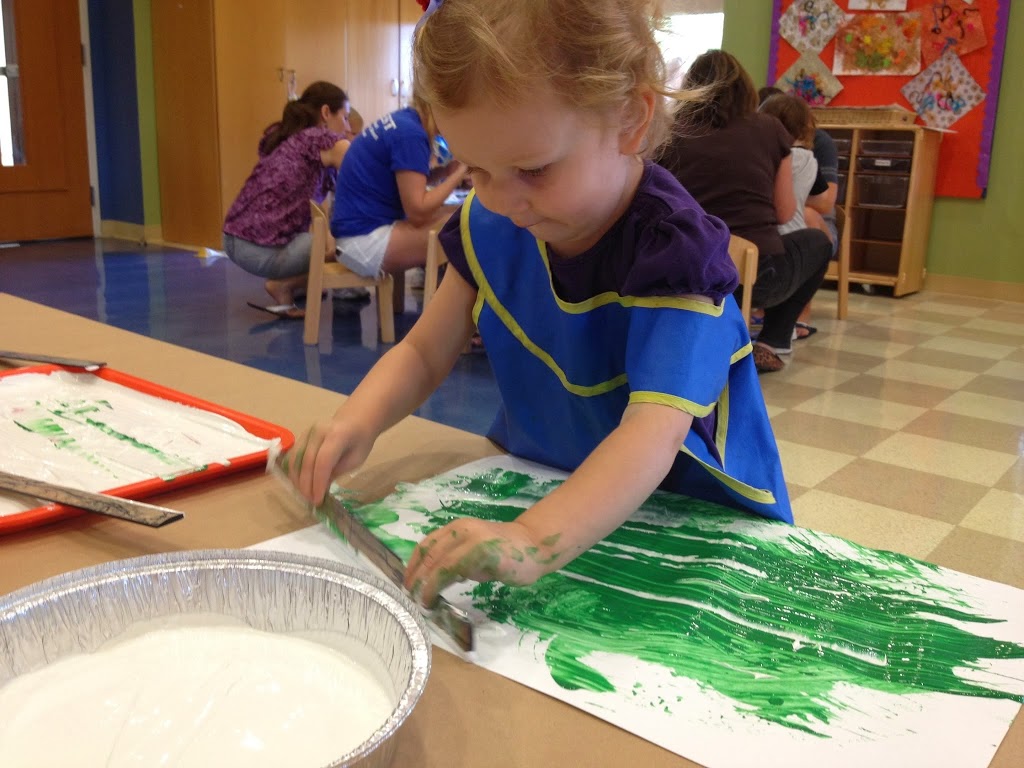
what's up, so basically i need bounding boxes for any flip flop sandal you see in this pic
[794,321,818,340]
[246,301,305,320]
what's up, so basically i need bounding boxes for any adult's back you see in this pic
[659,112,790,258]
[658,50,831,373]
[332,107,432,238]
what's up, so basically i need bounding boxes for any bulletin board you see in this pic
[768,0,1011,199]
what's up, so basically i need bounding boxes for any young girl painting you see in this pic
[288,0,791,606]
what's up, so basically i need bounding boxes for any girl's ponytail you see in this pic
[259,81,348,156]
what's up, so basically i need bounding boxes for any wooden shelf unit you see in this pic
[819,123,941,297]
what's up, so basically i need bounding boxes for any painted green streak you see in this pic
[15,400,192,473]
[51,402,183,466]
[352,469,1024,737]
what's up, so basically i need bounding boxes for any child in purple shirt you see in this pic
[223,82,352,318]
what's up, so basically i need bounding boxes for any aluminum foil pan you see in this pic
[0,549,431,768]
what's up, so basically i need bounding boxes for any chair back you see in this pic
[303,200,395,345]
[309,200,329,260]
[828,204,850,320]
[422,229,449,308]
[727,235,758,327]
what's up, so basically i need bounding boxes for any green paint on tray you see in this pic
[50,403,183,466]
[15,399,195,473]
[350,468,1024,737]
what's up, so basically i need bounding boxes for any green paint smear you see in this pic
[15,399,196,474]
[50,402,184,467]
[350,469,1024,737]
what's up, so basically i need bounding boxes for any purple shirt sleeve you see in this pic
[440,164,736,304]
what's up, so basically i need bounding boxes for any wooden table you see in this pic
[1,293,1020,767]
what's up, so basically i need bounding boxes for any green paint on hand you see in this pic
[348,468,1024,736]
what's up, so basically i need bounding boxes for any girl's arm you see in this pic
[404,401,695,606]
[289,267,477,503]
[772,154,797,225]
[319,139,351,170]
[396,164,468,227]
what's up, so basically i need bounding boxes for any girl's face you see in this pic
[322,102,352,137]
[433,85,645,258]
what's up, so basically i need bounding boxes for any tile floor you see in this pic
[2,238,1022,588]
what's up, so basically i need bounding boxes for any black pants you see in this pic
[740,229,832,350]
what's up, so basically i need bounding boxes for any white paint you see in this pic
[0,371,273,516]
[0,622,395,767]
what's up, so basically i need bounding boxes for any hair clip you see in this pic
[415,0,443,33]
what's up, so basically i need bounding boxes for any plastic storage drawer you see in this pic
[854,207,905,242]
[859,139,913,156]
[858,155,911,172]
[832,138,852,153]
[856,174,909,208]
[837,173,848,205]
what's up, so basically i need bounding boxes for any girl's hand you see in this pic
[403,518,560,607]
[285,417,374,504]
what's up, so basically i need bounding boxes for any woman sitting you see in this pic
[223,81,353,318]
[330,94,467,280]
[658,51,832,373]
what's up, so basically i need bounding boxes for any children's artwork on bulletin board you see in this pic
[779,0,845,53]
[833,12,923,75]
[769,0,1011,198]
[902,47,986,129]
[849,0,908,10]
[775,52,845,105]
[923,0,986,66]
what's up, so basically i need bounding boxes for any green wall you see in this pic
[723,0,1024,286]
[132,0,160,230]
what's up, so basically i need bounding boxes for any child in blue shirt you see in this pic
[290,0,791,606]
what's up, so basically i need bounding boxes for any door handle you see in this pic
[390,78,399,97]
[0,64,19,78]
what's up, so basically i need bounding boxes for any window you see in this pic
[0,0,25,167]
[655,0,725,88]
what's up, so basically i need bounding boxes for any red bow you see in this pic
[416,0,430,10]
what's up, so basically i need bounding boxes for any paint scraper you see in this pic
[0,470,183,527]
[266,453,475,653]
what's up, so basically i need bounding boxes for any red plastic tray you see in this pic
[0,365,295,535]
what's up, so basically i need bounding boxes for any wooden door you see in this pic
[0,0,92,241]
[398,0,420,108]
[344,0,399,125]
[214,0,287,216]
[285,0,348,94]
[151,0,222,248]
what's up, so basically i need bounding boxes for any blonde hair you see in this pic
[413,0,698,157]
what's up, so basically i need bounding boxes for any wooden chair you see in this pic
[824,204,850,320]
[304,201,395,346]
[727,235,759,327]
[422,229,448,308]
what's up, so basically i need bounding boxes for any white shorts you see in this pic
[336,223,395,278]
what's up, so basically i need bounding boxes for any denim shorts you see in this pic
[336,223,395,278]
[222,233,311,279]
[825,216,839,258]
